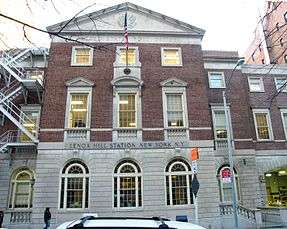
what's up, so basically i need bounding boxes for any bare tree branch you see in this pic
[57,2,97,34]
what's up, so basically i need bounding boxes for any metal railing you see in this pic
[0,130,18,153]
[9,210,32,224]
[219,203,256,222]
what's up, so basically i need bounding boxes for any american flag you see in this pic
[124,12,128,50]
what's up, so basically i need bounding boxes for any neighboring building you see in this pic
[0,2,287,229]
[245,1,287,64]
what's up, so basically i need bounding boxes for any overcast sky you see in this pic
[0,0,265,55]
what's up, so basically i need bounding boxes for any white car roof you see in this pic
[56,217,206,229]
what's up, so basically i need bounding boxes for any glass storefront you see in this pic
[265,169,287,207]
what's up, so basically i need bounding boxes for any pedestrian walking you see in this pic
[44,207,51,229]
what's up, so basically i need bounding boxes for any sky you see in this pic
[0,0,265,55]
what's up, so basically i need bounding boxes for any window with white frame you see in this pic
[208,72,226,88]
[165,159,193,206]
[217,166,240,203]
[119,48,136,65]
[275,77,287,92]
[9,168,34,209]
[59,161,89,209]
[213,110,227,140]
[118,94,136,128]
[161,48,182,66]
[253,109,273,141]
[114,160,142,208]
[68,94,89,128]
[248,77,264,92]
[71,47,93,66]
[281,110,287,139]
[20,106,41,142]
[166,94,184,127]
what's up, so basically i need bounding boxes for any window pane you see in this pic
[120,177,136,207]
[214,111,227,139]
[171,175,188,205]
[119,94,136,128]
[255,113,270,139]
[20,110,40,142]
[163,49,180,65]
[249,78,262,91]
[15,183,30,208]
[67,177,83,208]
[276,78,287,90]
[120,49,136,65]
[167,94,183,127]
[75,48,91,64]
[210,74,224,88]
[69,94,88,128]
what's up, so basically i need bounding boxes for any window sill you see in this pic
[166,204,193,209]
[112,207,143,212]
[161,64,183,67]
[70,63,93,67]
[113,63,141,68]
[249,90,265,93]
[57,209,89,213]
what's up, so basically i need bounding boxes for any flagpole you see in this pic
[124,11,129,69]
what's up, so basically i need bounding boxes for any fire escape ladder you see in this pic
[0,96,38,143]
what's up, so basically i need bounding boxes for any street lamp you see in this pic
[223,58,244,229]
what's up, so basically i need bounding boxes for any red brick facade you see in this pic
[39,42,213,142]
[245,1,287,64]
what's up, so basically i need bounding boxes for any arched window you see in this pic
[217,166,240,202]
[165,159,193,206]
[60,160,89,209]
[114,160,142,208]
[9,168,34,209]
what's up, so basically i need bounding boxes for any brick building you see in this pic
[0,2,287,229]
[245,0,287,64]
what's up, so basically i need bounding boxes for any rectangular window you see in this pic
[161,48,182,66]
[68,94,88,128]
[119,49,136,65]
[208,72,225,88]
[71,47,93,66]
[67,177,83,208]
[253,110,273,140]
[248,77,264,92]
[166,94,184,127]
[213,110,227,139]
[119,94,136,128]
[281,110,287,139]
[275,77,287,92]
[20,108,40,142]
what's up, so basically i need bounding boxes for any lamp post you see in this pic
[222,58,244,229]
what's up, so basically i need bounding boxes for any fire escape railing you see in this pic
[0,49,40,153]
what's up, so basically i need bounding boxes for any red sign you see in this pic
[190,148,199,161]
[221,168,231,183]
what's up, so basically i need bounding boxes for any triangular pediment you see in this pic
[160,78,187,87]
[47,2,204,37]
[66,77,94,87]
